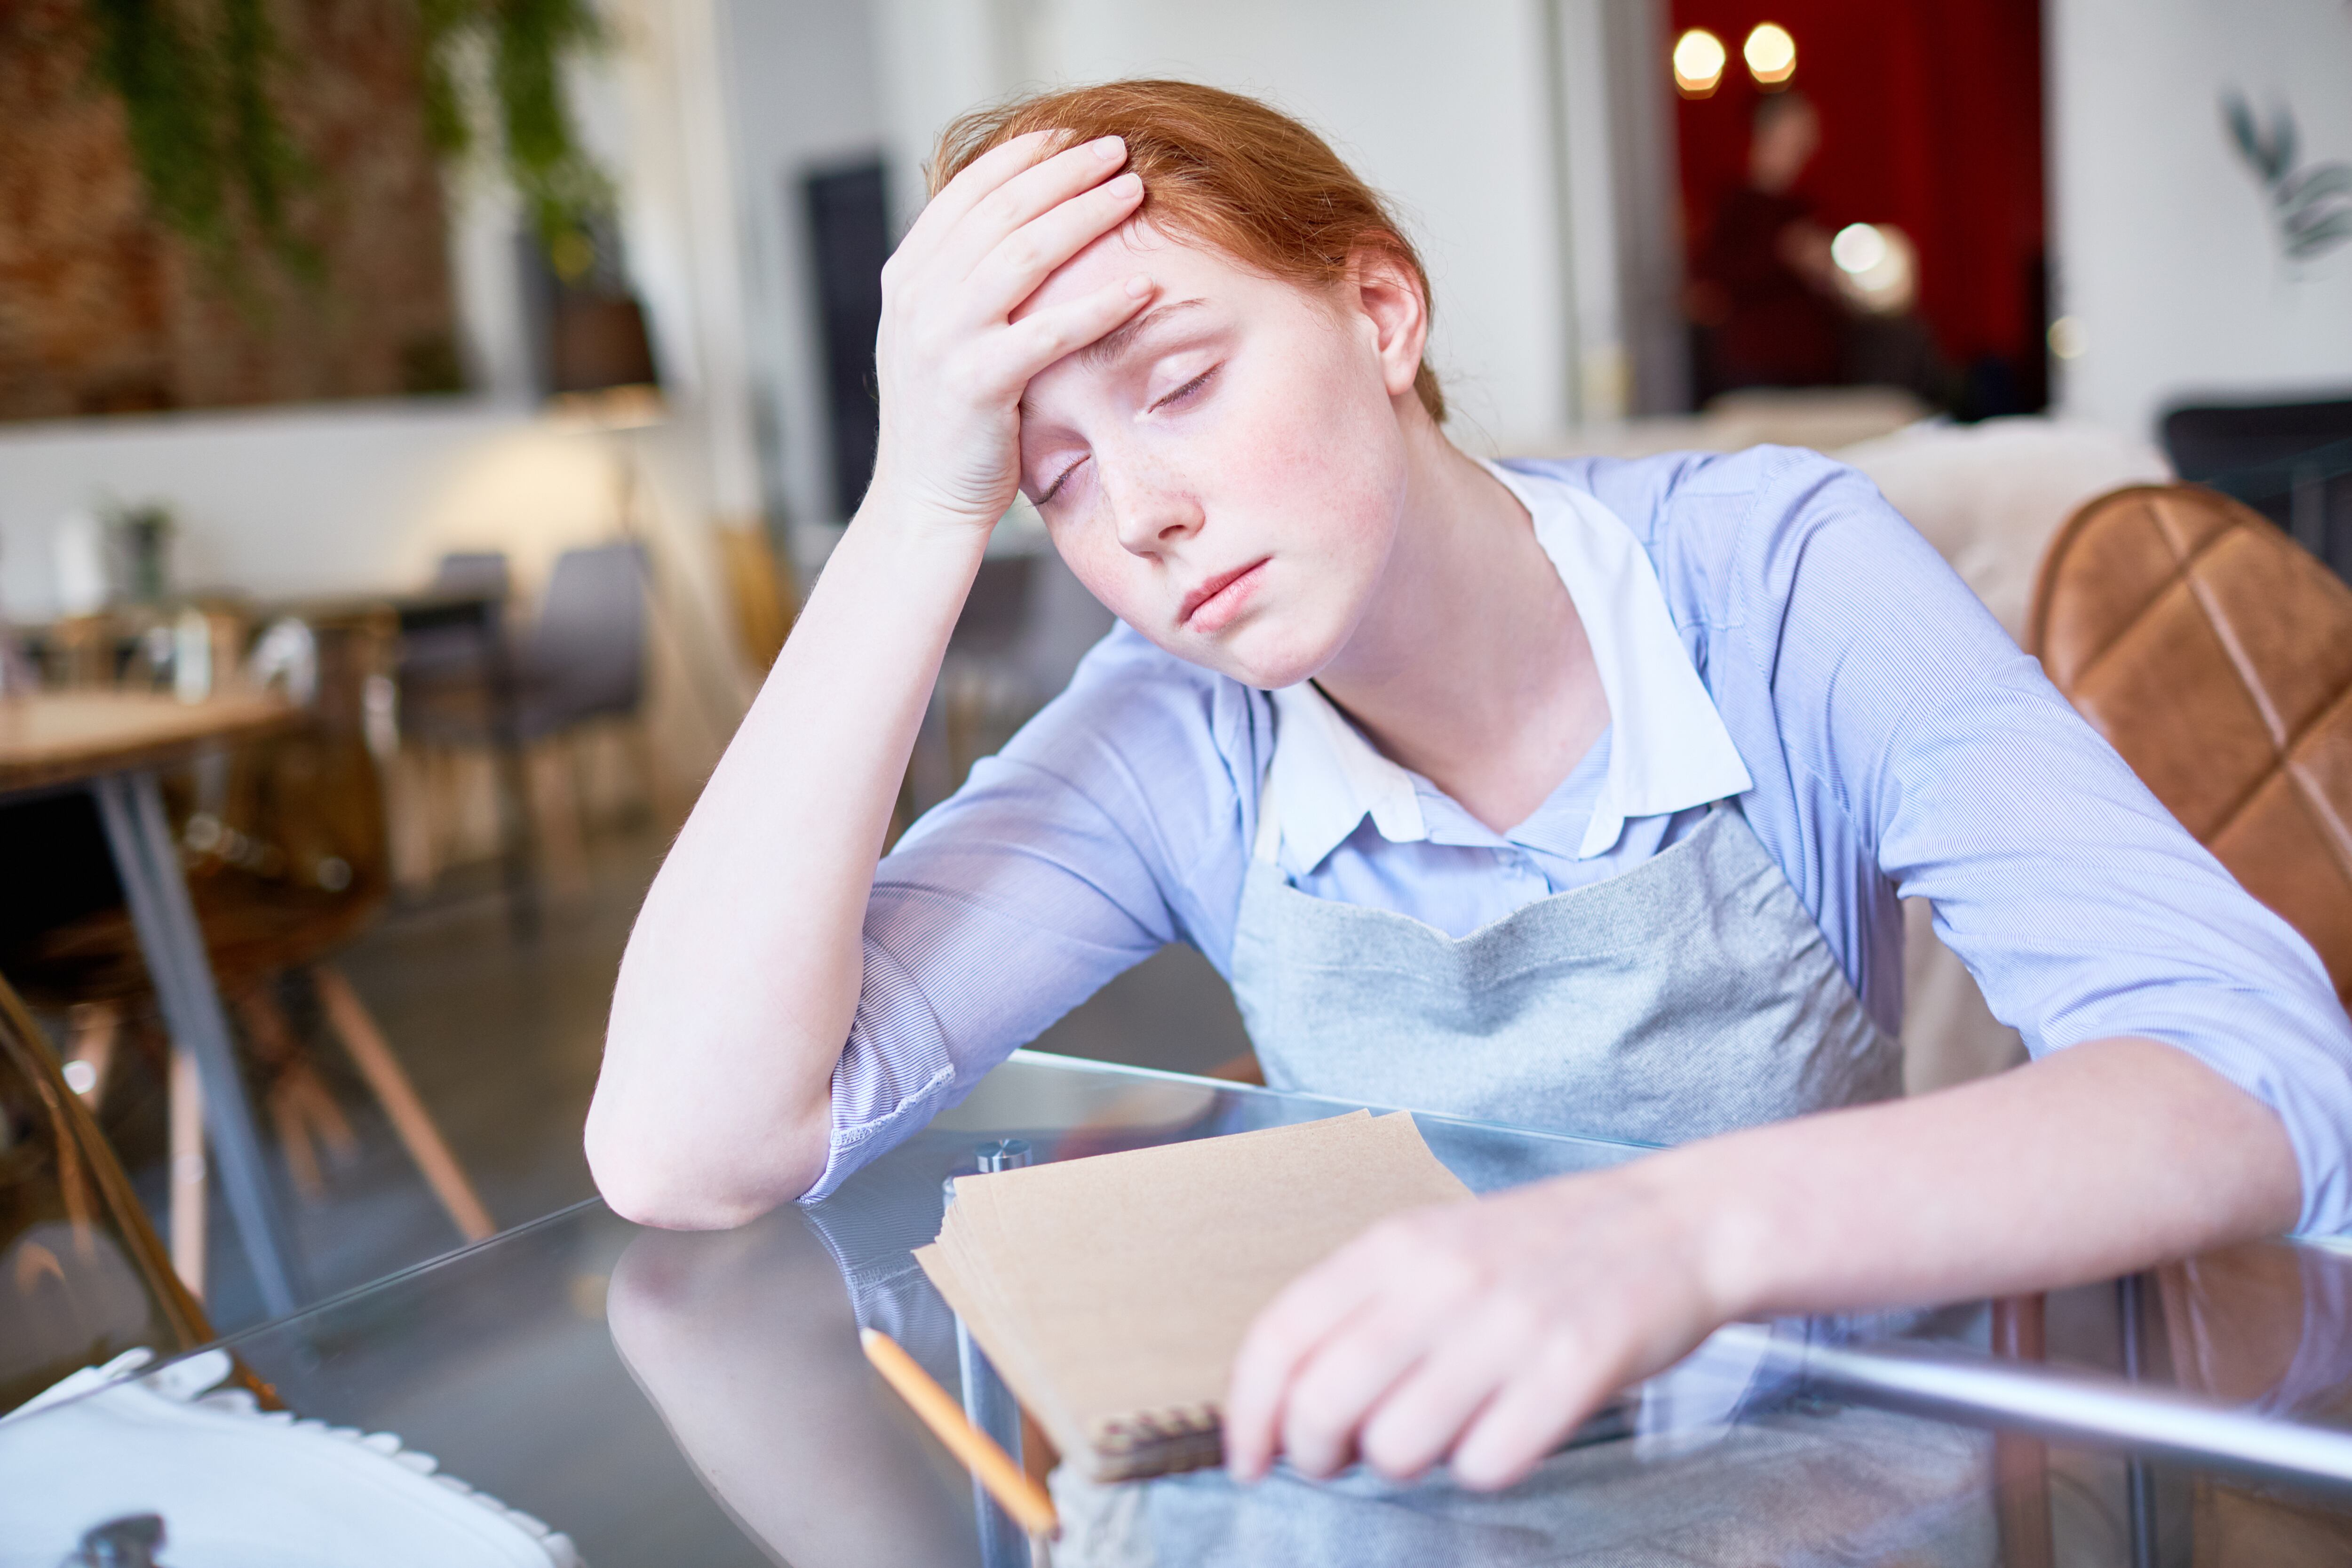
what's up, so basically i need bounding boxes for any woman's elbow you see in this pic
[584,1101,828,1231]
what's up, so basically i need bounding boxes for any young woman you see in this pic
[588,81,2349,1493]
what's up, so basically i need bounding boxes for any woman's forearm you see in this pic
[587,494,988,1228]
[1673,1035,2304,1321]
[1224,1035,2305,1490]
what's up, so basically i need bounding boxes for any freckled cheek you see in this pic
[1220,430,1392,587]
[1051,526,1160,625]
[1218,356,1397,550]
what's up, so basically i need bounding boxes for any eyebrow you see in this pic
[1079,297,1211,371]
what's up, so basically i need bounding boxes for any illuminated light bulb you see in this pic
[63,1059,98,1096]
[1673,29,1728,98]
[1829,223,1918,316]
[1744,22,1797,85]
[1832,223,1890,275]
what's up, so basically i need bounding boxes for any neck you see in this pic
[1312,415,1609,834]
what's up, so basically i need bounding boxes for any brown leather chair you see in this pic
[0,967,211,1413]
[2030,482,2352,1000]
[2028,483,2352,1563]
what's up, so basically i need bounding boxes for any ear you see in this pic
[1348,248,1430,405]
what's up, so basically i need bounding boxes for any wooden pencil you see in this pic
[859,1327,1060,1537]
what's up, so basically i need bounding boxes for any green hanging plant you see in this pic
[85,0,612,288]
[83,0,319,279]
[419,0,615,279]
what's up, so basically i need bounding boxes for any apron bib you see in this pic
[1192,770,1988,1565]
[1229,792,1900,1147]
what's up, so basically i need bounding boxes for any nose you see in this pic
[1102,459,1203,558]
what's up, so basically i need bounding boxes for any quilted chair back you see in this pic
[2029,484,2352,1004]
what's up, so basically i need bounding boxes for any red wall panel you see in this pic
[1669,0,2046,371]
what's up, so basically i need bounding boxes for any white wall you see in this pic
[714,0,890,536]
[2049,0,2352,438]
[0,403,603,615]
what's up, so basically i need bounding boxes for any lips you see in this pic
[1179,557,1270,633]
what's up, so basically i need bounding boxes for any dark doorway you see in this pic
[803,159,891,518]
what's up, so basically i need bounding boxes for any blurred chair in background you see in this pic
[940,555,1038,788]
[399,544,654,907]
[714,526,795,675]
[2,612,493,1300]
[2162,398,2352,586]
[389,552,529,909]
[516,543,653,900]
[0,968,210,1413]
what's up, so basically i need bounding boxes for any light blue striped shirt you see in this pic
[811,446,2352,1233]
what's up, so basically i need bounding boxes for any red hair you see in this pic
[930,80,1445,422]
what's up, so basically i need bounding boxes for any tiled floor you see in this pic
[91,815,1252,1334]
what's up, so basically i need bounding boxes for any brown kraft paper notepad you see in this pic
[914,1110,1473,1482]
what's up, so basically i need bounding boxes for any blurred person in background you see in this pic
[1689,91,1947,404]
[1688,92,1846,390]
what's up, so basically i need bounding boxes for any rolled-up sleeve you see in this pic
[798,629,1263,1202]
[1748,454,2352,1234]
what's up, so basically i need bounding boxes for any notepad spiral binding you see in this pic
[1091,1402,1225,1481]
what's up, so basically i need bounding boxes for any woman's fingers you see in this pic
[897,128,1061,258]
[1223,1240,1398,1481]
[989,274,1157,390]
[1223,1218,1444,1481]
[1448,1329,1620,1491]
[965,171,1146,323]
[1272,1249,1486,1479]
[937,134,1132,283]
[1355,1288,1580,1480]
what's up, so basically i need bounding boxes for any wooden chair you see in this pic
[2025,481,2352,1564]
[1,611,493,1302]
[0,966,210,1413]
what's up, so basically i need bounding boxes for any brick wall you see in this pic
[0,0,461,420]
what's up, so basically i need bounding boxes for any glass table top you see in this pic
[12,1050,2352,1566]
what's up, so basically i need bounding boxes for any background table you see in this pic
[268,586,540,936]
[0,688,308,1315]
[15,1051,2352,1565]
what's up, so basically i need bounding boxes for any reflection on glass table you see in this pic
[8,1051,2352,1567]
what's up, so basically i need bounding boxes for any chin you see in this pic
[1202,613,1345,692]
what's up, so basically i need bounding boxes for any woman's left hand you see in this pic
[1221,1163,1728,1491]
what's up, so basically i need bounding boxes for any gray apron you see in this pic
[1229,785,1902,1145]
[1057,748,1993,1567]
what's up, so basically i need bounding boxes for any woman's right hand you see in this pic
[868,129,1156,533]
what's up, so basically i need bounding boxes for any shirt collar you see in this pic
[1263,460,1752,870]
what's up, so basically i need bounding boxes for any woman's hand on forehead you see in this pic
[869,128,1159,534]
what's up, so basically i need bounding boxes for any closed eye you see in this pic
[1151,365,1217,413]
[1037,455,1088,508]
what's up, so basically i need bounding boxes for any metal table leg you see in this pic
[92,769,307,1318]
[948,1141,1034,1568]
[477,605,539,942]
[2118,1272,2159,1568]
